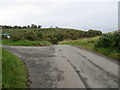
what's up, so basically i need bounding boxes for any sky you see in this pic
[0,0,119,32]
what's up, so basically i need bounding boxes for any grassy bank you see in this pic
[2,48,28,88]
[2,39,51,46]
[59,36,99,49]
[2,28,102,44]
[0,48,2,89]
[59,36,120,60]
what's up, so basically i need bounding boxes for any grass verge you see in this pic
[59,36,120,60]
[0,48,2,89]
[2,48,28,88]
[2,39,52,46]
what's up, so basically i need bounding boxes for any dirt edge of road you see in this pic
[72,45,118,64]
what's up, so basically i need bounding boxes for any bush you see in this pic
[52,38,58,44]
[2,28,102,44]
[37,32,44,40]
[12,34,21,41]
[95,32,120,50]
[26,34,39,41]
[56,33,63,41]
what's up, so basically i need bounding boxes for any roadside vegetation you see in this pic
[1,24,120,88]
[2,39,51,46]
[59,32,120,60]
[59,36,100,49]
[1,25,102,88]
[2,24,119,60]
[0,48,2,89]
[2,25,102,45]
[2,48,28,88]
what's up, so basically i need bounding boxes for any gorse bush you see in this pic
[52,38,58,44]
[2,28,102,44]
[95,32,120,50]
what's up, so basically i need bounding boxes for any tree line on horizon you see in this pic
[1,24,42,29]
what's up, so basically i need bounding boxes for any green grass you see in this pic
[59,36,120,60]
[2,39,52,46]
[2,28,102,44]
[59,36,99,49]
[2,48,28,88]
[0,48,2,89]
[94,47,120,60]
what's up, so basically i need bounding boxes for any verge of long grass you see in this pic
[0,47,2,89]
[2,48,28,88]
[2,39,51,46]
[59,36,120,60]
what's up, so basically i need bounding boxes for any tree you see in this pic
[38,25,42,28]
[55,26,58,28]
[31,24,37,28]
[56,33,63,41]
[27,25,30,29]
[12,25,22,29]
[23,26,27,29]
[13,26,18,29]
[88,30,102,37]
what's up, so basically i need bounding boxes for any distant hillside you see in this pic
[108,30,120,34]
[2,28,102,44]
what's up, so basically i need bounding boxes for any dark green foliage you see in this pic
[26,34,39,41]
[12,35,21,41]
[52,38,58,44]
[31,24,37,28]
[22,26,27,29]
[2,28,102,44]
[1,24,38,29]
[27,25,30,29]
[11,32,25,41]
[56,33,63,41]
[38,25,42,28]
[95,32,120,50]
[36,32,44,40]
[88,30,102,37]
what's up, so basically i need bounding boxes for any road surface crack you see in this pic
[67,59,90,89]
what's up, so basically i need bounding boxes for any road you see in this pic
[3,45,119,88]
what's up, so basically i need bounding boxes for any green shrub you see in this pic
[56,33,63,41]
[12,34,21,41]
[37,32,44,40]
[2,28,102,43]
[95,32,120,50]
[52,38,58,44]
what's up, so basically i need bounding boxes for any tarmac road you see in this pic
[2,45,119,88]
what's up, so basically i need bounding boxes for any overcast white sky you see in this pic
[0,0,119,32]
